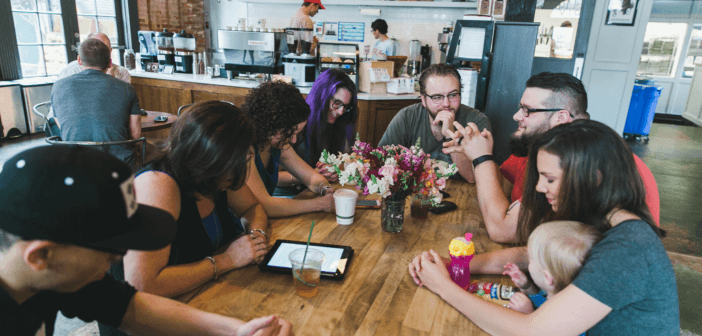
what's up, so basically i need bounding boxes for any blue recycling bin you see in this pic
[623,84,662,143]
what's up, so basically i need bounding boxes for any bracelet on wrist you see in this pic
[472,154,494,168]
[205,256,218,281]
[250,229,267,240]
[320,185,333,196]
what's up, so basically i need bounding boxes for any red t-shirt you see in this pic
[499,154,660,227]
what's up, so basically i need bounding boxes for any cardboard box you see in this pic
[359,61,394,93]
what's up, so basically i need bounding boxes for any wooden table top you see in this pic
[177,180,512,335]
[141,111,177,131]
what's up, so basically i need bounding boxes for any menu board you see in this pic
[339,22,365,42]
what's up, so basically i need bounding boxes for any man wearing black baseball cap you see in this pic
[0,146,292,335]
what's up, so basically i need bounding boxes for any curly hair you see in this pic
[242,81,310,148]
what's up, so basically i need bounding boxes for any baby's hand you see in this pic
[502,263,529,289]
[507,292,534,314]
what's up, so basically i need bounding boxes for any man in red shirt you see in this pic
[444,72,659,243]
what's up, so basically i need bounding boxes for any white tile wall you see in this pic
[209,1,476,65]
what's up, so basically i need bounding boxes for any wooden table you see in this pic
[141,111,177,141]
[177,180,512,335]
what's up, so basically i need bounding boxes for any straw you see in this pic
[301,220,316,267]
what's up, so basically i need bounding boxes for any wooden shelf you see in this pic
[239,0,477,9]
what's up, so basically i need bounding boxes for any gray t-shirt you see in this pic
[52,69,141,164]
[377,103,491,164]
[572,220,679,335]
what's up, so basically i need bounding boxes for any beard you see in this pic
[509,133,533,158]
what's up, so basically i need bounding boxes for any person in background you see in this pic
[100,101,272,335]
[51,38,141,166]
[445,72,659,243]
[289,69,357,186]
[59,32,131,83]
[378,63,491,183]
[289,0,324,55]
[370,19,396,59]
[243,82,336,217]
[0,145,292,336]
[410,120,678,335]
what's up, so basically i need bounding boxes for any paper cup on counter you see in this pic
[333,189,358,225]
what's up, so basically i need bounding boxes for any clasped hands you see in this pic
[442,122,494,162]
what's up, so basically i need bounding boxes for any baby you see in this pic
[503,221,601,314]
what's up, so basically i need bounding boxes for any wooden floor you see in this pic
[2,122,702,258]
[629,123,702,257]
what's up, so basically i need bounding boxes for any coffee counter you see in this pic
[129,71,420,146]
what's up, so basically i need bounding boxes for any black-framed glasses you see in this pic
[331,98,353,112]
[519,105,574,118]
[424,92,461,104]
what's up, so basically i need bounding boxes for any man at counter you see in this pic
[52,38,141,165]
[289,0,324,55]
[443,72,660,243]
[59,32,131,83]
[378,64,490,183]
[370,19,396,59]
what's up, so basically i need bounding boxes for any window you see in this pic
[682,24,702,78]
[11,0,68,77]
[8,0,124,78]
[637,22,688,78]
[76,0,121,65]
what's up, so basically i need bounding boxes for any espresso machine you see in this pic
[138,31,157,70]
[282,27,316,86]
[218,29,285,78]
[155,29,175,71]
[174,30,196,73]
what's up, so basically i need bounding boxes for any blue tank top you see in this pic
[254,144,281,195]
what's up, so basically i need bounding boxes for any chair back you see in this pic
[33,101,59,137]
[45,136,147,169]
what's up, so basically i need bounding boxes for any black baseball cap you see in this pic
[0,145,176,253]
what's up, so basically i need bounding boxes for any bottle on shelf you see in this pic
[199,52,205,75]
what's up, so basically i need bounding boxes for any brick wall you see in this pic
[138,0,207,53]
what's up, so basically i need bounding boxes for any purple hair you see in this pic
[302,69,357,165]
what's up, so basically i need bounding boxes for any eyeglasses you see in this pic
[424,92,461,105]
[518,105,574,118]
[331,98,353,112]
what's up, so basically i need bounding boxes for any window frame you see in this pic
[1,0,127,80]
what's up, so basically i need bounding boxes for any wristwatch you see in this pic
[472,155,494,168]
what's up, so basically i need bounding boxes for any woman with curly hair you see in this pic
[291,69,357,184]
[243,81,336,217]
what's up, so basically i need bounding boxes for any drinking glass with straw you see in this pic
[290,221,325,298]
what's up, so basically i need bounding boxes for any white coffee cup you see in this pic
[333,189,358,225]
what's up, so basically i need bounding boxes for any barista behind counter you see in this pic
[289,0,324,56]
[371,19,397,59]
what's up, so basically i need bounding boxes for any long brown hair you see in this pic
[517,120,661,243]
[149,101,254,198]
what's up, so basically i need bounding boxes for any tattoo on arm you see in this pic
[506,200,520,215]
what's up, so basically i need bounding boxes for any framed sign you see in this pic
[606,0,638,26]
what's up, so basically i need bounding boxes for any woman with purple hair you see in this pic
[288,69,357,185]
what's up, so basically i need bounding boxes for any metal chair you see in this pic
[32,101,60,137]
[45,136,147,169]
[177,103,193,116]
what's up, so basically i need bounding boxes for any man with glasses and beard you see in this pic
[378,64,491,183]
[443,72,659,243]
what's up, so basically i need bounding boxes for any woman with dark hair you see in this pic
[122,101,268,298]
[290,69,357,183]
[243,81,335,217]
[407,120,678,335]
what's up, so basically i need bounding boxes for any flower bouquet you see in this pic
[319,135,457,232]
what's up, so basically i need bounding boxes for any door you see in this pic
[531,0,596,79]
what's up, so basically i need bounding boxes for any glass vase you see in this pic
[410,194,431,219]
[381,194,407,233]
